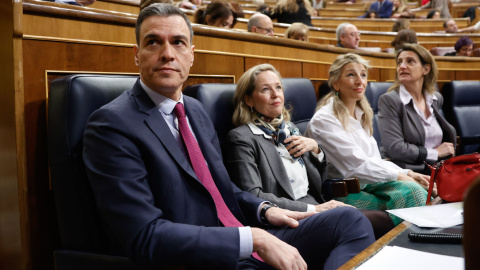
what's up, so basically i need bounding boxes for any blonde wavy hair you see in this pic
[317,53,373,135]
[232,64,291,127]
[388,43,438,95]
[273,0,315,16]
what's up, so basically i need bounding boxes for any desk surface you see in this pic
[339,222,464,269]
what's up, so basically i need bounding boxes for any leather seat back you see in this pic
[442,81,480,154]
[48,74,137,255]
[365,82,392,147]
[282,78,317,134]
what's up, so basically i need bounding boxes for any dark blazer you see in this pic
[377,90,457,171]
[83,79,264,269]
[359,0,393,18]
[225,123,327,212]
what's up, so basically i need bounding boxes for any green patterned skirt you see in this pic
[335,181,428,226]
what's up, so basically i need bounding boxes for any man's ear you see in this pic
[190,45,195,67]
[134,44,140,66]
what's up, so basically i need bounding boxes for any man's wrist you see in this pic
[260,203,278,227]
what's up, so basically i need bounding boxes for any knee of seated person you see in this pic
[322,206,367,223]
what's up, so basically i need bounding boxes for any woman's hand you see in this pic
[283,136,320,157]
[435,142,455,158]
[398,171,437,197]
[315,200,354,213]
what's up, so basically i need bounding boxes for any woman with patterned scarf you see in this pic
[225,63,394,238]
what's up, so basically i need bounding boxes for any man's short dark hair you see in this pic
[135,3,193,45]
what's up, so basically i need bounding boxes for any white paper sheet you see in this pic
[386,202,463,228]
[356,246,464,270]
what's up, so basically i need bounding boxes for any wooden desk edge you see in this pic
[337,221,411,270]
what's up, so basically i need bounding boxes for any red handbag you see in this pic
[426,153,480,203]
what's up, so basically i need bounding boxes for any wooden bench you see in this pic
[232,17,480,43]
[450,1,480,18]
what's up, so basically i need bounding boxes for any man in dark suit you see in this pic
[359,0,393,18]
[83,3,375,269]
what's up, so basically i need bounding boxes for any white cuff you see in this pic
[238,227,253,260]
[426,148,439,162]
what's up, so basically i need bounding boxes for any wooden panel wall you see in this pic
[0,0,24,269]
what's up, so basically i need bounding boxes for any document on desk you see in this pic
[386,202,463,228]
[356,246,464,270]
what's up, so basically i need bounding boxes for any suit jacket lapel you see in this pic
[256,134,296,199]
[405,101,426,144]
[131,81,198,181]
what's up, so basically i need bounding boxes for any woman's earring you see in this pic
[250,106,253,113]
[336,91,339,97]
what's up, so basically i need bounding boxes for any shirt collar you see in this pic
[140,79,184,115]
[354,104,364,121]
[399,84,437,106]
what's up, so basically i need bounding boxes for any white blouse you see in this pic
[305,98,410,186]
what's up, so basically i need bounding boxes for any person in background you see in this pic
[391,29,417,52]
[426,9,440,19]
[378,44,456,174]
[84,4,376,269]
[392,19,410,32]
[391,0,415,18]
[444,36,474,57]
[336,23,360,49]
[458,20,480,33]
[305,53,432,226]
[140,0,174,10]
[226,63,393,240]
[256,3,271,13]
[178,0,203,10]
[194,0,237,29]
[45,0,95,6]
[367,10,378,18]
[266,0,316,26]
[416,0,450,18]
[443,19,458,33]
[248,13,275,36]
[359,0,393,18]
[285,22,309,41]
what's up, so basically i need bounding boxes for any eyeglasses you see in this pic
[256,26,274,34]
[347,32,360,38]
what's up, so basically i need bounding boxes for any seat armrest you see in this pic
[322,178,360,200]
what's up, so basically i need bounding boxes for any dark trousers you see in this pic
[239,207,375,270]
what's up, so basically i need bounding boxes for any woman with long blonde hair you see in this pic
[306,53,432,225]
[266,0,315,26]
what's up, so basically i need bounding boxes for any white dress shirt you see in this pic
[305,97,410,187]
[399,85,443,162]
[141,81,253,259]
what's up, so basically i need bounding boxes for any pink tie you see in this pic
[174,103,262,261]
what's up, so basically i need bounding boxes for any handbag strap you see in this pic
[425,161,442,204]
